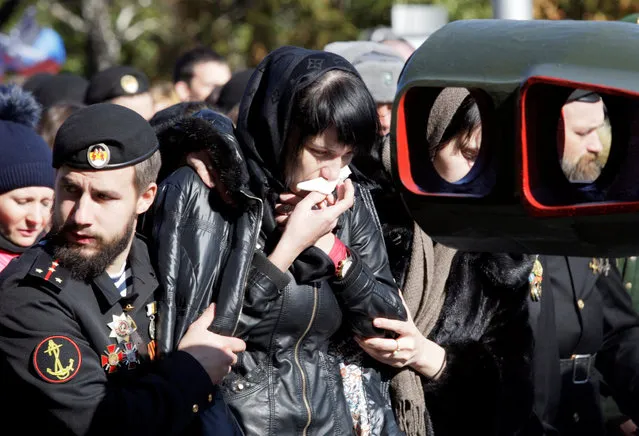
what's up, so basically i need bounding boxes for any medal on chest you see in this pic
[589,258,610,276]
[103,302,158,374]
[146,302,157,340]
[107,313,138,343]
[101,344,123,373]
[103,312,139,374]
[529,256,543,302]
[122,342,139,369]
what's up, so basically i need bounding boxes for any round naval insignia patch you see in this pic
[87,143,110,169]
[120,74,139,94]
[33,336,81,383]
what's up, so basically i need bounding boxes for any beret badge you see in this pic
[87,143,111,169]
[120,75,140,94]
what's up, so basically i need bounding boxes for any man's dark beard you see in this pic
[562,152,603,183]
[49,214,136,281]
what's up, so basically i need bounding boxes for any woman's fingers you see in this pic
[275,203,295,215]
[372,317,412,336]
[336,179,355,205]
[355,337,408,367]
[357,336,399,353]
[279,192,306,205]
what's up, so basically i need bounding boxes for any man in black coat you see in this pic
[0,103,245,435]
[529,255,639,435]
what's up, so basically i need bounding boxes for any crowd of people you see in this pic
[0,21,637,436]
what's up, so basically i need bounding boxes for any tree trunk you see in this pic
[82,0,120,75]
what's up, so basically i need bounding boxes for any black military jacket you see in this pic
[529,256,639,436]
[0,236,215,435]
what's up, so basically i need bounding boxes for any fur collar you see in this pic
[155,110,251,207]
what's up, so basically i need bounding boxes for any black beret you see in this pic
[52,103,159,170]
[31,73,89,109]
[85,66,150,105]
[22,72,53,93]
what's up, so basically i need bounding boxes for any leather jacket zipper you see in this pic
[231,193,264,337]
[295,284,318,436]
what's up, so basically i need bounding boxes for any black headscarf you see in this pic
[235,46,365,281]
[236,46,363,237]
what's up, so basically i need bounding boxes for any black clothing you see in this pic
[151,166,261,351]
[149,45,407,435]
[151,166,407,435]
[529,256,639,435]
[424,253,534,435]
[0,236,214,435]
[353,137,535,435]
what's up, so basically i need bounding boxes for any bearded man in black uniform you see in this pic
[529,90,639,435]
[0,103,245,435]
[529,255,639,435]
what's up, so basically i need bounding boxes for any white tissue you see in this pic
[296,166,352,195]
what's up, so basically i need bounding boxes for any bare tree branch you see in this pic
[46,1,88,33]
[121,17,160,42]
[82,0,120,72]
[115,5,137,34]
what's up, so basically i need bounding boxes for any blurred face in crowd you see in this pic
[185,60,231,102]
[0,187,53,247]
[50,166,155,279]
[111,92,155,121]
[377,103,392,136]
[559,99,605,182]
[433,126,481,183]
[286,126,354,194]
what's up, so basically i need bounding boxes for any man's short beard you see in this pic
[562,153,603,183]
[49,214,136,281]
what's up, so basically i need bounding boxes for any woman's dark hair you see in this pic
[430,95,481,161]
[285,69,381,171]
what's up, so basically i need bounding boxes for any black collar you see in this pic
[92,235,158,311]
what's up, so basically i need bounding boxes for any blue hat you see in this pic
[0,85,55,195]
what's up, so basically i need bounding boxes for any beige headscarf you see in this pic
[381,89,469,435]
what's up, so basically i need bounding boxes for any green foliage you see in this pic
[390,0,491,20]
[13,0,638,83]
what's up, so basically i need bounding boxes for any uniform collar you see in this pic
[566,256,600,298]
[93,235,157,309]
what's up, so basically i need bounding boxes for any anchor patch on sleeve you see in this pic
[33,336,81,383]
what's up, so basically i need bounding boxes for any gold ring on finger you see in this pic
[392,339,400,356]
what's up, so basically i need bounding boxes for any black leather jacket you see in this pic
[149,165,407,435]
[149,166,262,351]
